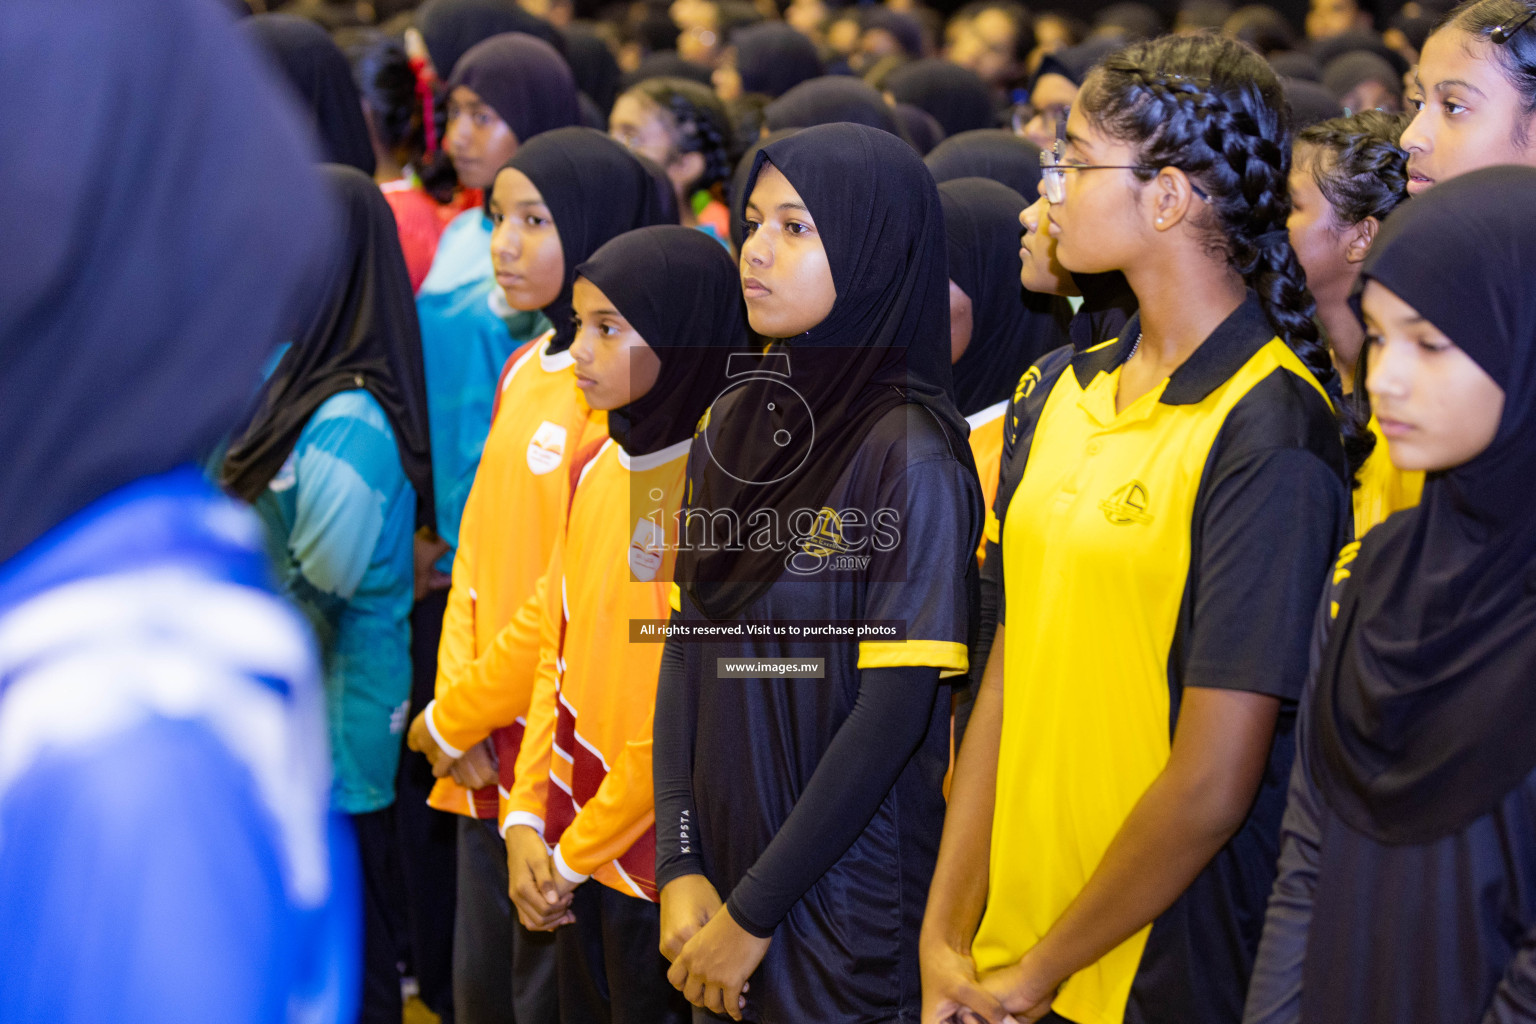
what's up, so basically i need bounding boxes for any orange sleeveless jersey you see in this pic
[423,331,606,817]
[501,436,691,900]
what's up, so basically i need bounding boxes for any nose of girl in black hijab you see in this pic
[502,127,678,352]
[681,121,976,620]
[243,13,377,175]
[938,177,1071,417]
[1311,166,1536,845]
[223,165,435,531]
[575,225,750,456]
[0,0,340,567]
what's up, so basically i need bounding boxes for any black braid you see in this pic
[629,77,738,191]
[1080,34,1374,477]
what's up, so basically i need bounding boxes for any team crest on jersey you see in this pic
[1015,366,1042,402]
[1100,480,1153,525]
[526,421,567,475]
[628,518,666,581]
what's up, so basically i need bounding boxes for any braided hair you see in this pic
[627,77,738,191]
[1078,33,1373,474]
[1296,110,1410,228]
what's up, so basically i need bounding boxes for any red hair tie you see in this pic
[409,54,438,155]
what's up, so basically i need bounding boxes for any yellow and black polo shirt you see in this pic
[973,295,1350,1024]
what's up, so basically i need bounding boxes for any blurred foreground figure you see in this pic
[0,0,356,1021]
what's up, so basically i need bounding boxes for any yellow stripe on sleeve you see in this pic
[858,639,969,678]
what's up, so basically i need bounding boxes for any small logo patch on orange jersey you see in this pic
[629,518,666,581]
[526,421,567,475]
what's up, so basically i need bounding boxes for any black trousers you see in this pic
[557,882,690,1024]
[397,587,462,1021]
[454,817,560,1024]
[352,808,406,1024]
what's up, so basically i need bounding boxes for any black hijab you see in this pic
[1283,76,1345,129]
[1310,30,1408,77]
[939,178,1071,416]
[728,128,799,252]
[500,127,677,353]
[1310,167,1536,845]
[0,0,339,567]
[861,8,925,58]
[895,102,947,155]
[576,226,749,456]
[732,22,824,98]
[679,122,974,621]
[621,51,714,90]
[223,166,434,529]
[244,13,377,175]
[445,33,580,144]
[925,128,1044,199]
[1034,37,1123,88]
[416,0,563,79]
[763,76,905,139]
[1322,51,1401,105]
[885,59,998,138]
[565,23,622,115]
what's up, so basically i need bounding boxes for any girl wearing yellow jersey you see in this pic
[499,226,747,1024]
[924,35,1356,1024]
[1287,110,1421,537]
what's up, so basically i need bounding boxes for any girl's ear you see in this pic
[1149,166,1201,232]
[1345,216,1380,265]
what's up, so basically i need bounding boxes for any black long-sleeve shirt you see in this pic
[653,405,982,1024]
[1245,577,1536,1024]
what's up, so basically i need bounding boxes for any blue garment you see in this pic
[254,390,415,814]
[417,208,551,570]
[0,467,359,1024]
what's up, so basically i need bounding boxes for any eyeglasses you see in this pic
[1491,6,1535,43]
[1037,139,1211,205]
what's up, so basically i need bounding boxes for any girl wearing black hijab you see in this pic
[714,21,824,101]
[0,0,350,1018]
[245,13,377,175]
[412,0,565,82]
[496,225,746,1024]
[1245,166,1536,1024]
[762,76,906,139]
[223,164,432,1024]
[1017,36,1123,148]
[403,127,674,1024]
[940,177,1071,488]
[925,127,1044,198]
[885,58,1000,138]
[654,122,983,1023]
[938,177,1071,752]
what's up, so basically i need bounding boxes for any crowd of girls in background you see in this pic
[6,1,1536,1024]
